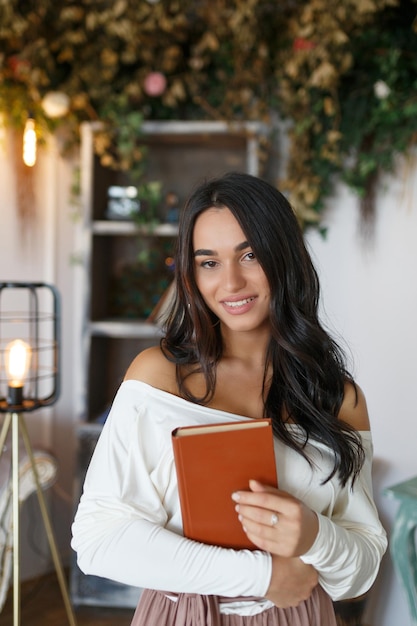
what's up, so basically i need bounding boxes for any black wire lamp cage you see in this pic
[0,282,77,626]
[0,282,60,411]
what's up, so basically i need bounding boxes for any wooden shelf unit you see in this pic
[71,119,267,608]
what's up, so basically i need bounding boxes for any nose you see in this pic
[223,262,246,291]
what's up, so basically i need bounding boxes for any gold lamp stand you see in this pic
[0,411,77,626]
[0,282,77,626]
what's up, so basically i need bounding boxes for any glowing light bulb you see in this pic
[5,339,32,405]
[23,117,37,167]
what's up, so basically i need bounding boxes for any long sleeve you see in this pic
[71,381,272,598]
[299,434,387,600]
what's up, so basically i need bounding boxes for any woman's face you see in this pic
[192,207,271,334]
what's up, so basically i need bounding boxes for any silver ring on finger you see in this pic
[270,512,279,526]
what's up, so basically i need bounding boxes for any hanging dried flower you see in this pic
[373,80,391,99]
[42,92,71,118]
[143,72,167,97]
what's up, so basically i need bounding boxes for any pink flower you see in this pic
[293,38,316,52]
[143,72,167,97]
[7,56,31,79]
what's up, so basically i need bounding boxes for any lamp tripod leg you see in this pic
[0,412,12,456]
[18,414,78,626]
[0,413,20,626]
[12,413,20,626]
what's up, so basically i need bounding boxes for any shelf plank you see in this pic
[92,221,178,236]
[89,319,163,338]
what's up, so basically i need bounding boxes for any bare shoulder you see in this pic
[338,381,371,431]
[124,345,177,394]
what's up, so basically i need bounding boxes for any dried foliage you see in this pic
[1,0,417,229]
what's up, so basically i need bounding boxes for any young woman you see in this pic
[71,172,387,625]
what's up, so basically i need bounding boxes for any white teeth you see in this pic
[224,297,254,308]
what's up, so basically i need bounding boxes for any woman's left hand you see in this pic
[232,480,319,557]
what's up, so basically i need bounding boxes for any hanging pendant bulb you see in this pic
[23,116,37,167]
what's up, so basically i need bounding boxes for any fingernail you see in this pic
[231,492,240,501]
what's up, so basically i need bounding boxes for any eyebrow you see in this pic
[194,241,250,257]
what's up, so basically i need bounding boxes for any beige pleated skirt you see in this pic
[131,585,337,626]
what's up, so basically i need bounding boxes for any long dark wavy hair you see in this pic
[162,172,364,486]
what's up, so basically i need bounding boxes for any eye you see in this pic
[200,259,218,269]
[242,251,256,262]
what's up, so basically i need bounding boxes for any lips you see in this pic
[222,297,255,308]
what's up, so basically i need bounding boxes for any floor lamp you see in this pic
[0,282,77,626]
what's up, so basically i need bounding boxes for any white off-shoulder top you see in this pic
[71,380,387,616]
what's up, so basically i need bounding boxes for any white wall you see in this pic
[306,153,417,626]
[0,130,416,624]
[0,131,80,579]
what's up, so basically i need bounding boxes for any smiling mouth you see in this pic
[223,297,255,308]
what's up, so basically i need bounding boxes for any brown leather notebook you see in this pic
[172,418,278,550]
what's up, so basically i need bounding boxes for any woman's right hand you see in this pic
[265,554,318,608]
